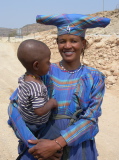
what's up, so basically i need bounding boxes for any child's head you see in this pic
[17,39,51,76]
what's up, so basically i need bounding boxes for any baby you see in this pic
[17,39,58,138]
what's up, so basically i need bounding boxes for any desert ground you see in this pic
[0,9,119,160]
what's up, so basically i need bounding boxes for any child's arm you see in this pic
[34,98,58,116]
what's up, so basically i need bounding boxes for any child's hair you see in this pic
[17,39,49,71]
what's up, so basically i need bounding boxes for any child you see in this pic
[17,39,59,138]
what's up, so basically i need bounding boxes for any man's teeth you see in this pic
[64,51,74,55]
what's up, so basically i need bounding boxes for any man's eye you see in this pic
[72,40,77,43]
[58,40,65,44]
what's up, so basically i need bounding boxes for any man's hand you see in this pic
[28,139,61,159]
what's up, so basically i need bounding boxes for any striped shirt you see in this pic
[18,75,50,124]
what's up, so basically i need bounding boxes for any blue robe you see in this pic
[8,64,105,160]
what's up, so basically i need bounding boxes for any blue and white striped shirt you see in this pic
[18,75,50,124]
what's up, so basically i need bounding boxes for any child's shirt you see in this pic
[17,75,51,125]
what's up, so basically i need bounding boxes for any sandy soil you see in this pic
[0,40,119,160]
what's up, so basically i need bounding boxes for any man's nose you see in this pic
[64,42,72,48]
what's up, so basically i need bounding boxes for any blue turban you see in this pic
[36,14,110,37]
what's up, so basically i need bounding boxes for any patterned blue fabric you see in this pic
[8,88,37,148]
[36,14,110,37]
[8,64,105,160]
[46,64,105,148]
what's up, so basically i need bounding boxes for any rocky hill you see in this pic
[0,28,16,37]
[87,9,119,35]
[20,23,55,36]
[0,23,55,37]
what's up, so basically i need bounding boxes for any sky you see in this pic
[0,0,119,29]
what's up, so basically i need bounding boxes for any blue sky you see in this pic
[1,0,119,28]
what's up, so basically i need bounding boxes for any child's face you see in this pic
[38,54,51,76]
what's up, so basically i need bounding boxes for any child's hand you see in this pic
[49,98,58,109]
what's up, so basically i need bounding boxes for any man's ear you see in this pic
[33,61,39,70]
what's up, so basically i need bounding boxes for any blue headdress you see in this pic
[36,14,110,37]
